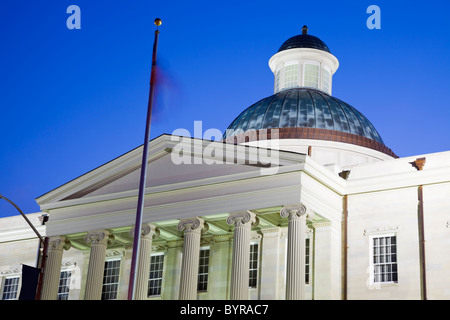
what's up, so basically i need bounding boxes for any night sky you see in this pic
[1,0,449,217]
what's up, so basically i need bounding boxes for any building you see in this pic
[1,26,450,300]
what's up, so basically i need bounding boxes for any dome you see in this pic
[278,26,331,53]
[223,88,397,158]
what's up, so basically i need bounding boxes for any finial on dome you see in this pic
[302,25,308,35]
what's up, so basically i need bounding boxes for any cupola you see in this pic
[268,26,339,95]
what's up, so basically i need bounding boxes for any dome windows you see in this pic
[273,60,333,94]
[304,63,319,89]
[323,66,331,94]
[284,61,299,89]
[274,69,281,93]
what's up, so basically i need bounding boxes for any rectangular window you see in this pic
[323,68,331,94]
[372,235,398,284]
[305,238,311,284]
[57,270,72,300]
[1,276,20,300]
[197,248,210,292]
[274,69,281,93]
[304,64,319,88]
[284,63,298,89]
[249,243,259,287]
[148,253,164,297]
[102,259,121,300]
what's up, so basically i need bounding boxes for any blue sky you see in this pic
[1,0,449,217]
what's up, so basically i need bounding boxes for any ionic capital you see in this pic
[227,210,258,228]
[177,217,206,234]
[84,229,115,246]
[129,223,160,240]
[280,203,312,220]
[48,236,71,251]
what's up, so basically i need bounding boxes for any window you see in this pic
[284,63,298,89]
[102,259,121,300]
[197,248,210,292]
[249,243,259,287]
[323,67,331,94]
[148,253,164,297]
[1,276,20,300]
[304,64,319,88]
[57,270,72,300]
[305,237,311,285]
[372,235,398,284]
[274,69,281,93]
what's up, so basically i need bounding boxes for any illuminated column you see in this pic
[84,230,114,300]
[177,217,205,300]
[130,223,159,300]
[280,204,309,300]
[40,236,71,300]
[227,211,258,300]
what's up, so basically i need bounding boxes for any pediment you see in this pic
[36,135,296,206]
[79,151,262,199]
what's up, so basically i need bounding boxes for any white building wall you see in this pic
[347,187,422,299]
[422,182,450,299]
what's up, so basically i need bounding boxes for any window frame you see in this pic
[249,242,259,288]
[101,258,121,300]
[303,61,320,89]
[1,275,21,300]
[274,68,282,93]
[197,247,210,292]
[283,61,299,89]
[322,66,331,94]
[57,269,73,300]
[148,252,164,297]
[369,233,398,285]
[305,236,311,285]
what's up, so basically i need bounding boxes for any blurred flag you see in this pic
[18,264,40,300]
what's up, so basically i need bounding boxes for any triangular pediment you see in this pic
[36,135,296,207]
[79,150,262,199]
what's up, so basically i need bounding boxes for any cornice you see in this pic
[363,225,399,236]
[346,166,450,195]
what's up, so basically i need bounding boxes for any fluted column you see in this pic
[280,204,309,300]
[84,230,114,300]
[177,217,205,300]
[130,223,160,300]
[40,236,71,300]
[227,211,258,300]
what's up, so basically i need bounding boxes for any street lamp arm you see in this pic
[0,194,45,245]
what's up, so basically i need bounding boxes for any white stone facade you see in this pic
[1,136,449,300]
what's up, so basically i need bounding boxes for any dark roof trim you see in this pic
[223,127,398,158]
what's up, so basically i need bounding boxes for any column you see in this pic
[227,211,258,300]
[130,223,159,300]
[84,229,114,300]
[280,204,308,300]
[40,236,71,300]
[177,217,205,300]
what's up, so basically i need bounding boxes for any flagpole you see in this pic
[128,18,162,300]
